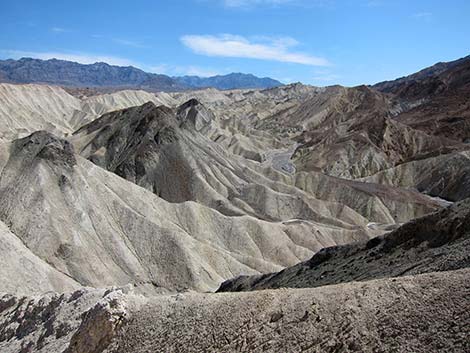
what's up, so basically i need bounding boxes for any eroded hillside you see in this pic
[0,56,469,352]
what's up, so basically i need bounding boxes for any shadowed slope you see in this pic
[218,198,470,292]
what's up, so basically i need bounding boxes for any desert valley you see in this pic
[0,53,467,352]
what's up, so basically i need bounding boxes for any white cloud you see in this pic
[412,12,432,19]
[112,38,149,48]
[180,34,329,66]
[1,50,139,67]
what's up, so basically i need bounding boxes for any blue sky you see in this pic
[0,0,469,86]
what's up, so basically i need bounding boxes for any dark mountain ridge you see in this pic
[373,54,470,95]
[373,55,470,142]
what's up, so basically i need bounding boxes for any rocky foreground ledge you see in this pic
[0,268,468,353]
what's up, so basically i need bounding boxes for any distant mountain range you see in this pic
[0,57,283,91]
[173,73,281,90]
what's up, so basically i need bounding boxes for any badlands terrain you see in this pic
[0,56,469,352]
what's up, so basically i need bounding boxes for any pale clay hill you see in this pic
[0,106,442,295]
[0,129,386,294]
[0,56,469,352]
[0,83,177,142]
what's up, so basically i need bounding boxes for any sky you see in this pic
[0,0,469,86]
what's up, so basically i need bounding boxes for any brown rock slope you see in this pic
[356,56,470,200]
[284,85,463,179]
[374,55,470,142]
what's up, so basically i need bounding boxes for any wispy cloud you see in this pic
[90,34,149,48]
[1,50,139,67]
[149,64,172,74]
[412,12,432,20]
[112,38,149,48]
[180,34,329,66]
[50,27,68,33]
